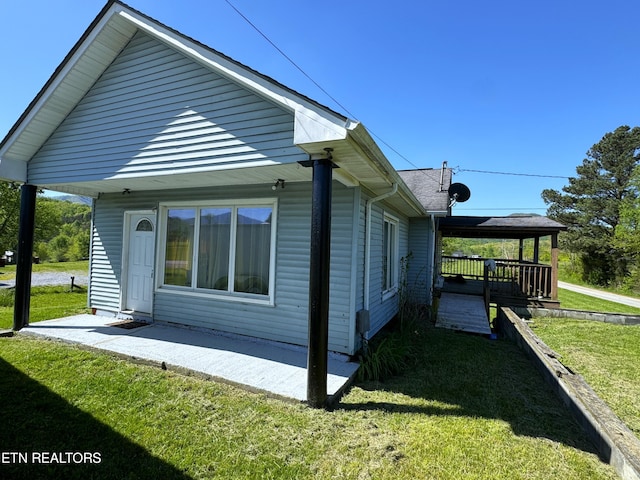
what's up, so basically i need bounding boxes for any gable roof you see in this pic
[0,1,437,216]
[0,1,348,165]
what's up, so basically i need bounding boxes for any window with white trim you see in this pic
[159,200,276,302]
[382,213,399,295]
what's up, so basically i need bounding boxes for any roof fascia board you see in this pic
[0,1,125,160]
[115,8,350,144]
[427,210,450,217]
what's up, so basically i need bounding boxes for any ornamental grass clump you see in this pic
[358,253,429,382]
[0,289,13,308]
[357,307,427,382]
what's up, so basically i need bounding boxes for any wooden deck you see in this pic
[436,292,492,335]
[441,256,558,303]
[440,277,561,308]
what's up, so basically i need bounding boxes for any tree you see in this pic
[0,186,91,262]
[35,197,63,248]
[542,125,640,286]
[0,184,64,253]
[615,165,640,253]
[614,164,640,291]
[33,198,91,262]
[0,182,21,252]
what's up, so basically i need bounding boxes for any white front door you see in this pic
[125,213,156,313]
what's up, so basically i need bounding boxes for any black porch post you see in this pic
[13,184,37,331]
[307,157,333,408]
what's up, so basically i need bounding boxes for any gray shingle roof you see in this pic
[439,215,567,239]
[398,168,452,214]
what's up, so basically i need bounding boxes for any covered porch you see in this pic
[438,216,567,308]
[21,314,359,404]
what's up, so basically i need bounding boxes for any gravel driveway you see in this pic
[0,272,88,289]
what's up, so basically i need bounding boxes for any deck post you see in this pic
[306,155,333,408]
[533,237,540,264]
[483,264,490,320]
[518,239,524,262]
[13,184,37,331]
[551,233,559,300]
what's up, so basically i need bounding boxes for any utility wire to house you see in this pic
[223,0,357,121]
[455,168,570,179]
[224,0,572,190]
[222,0,444,185]
[456,207,549,211]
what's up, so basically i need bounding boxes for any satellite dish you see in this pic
[448,183,471,204]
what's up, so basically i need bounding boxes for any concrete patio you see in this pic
[20,314,360,404]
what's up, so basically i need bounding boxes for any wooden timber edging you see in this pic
[511,306,640,326]
[497,306,640,480]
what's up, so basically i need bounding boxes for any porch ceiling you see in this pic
[41,144,421,216]
[297,126,427,217]
[41,162,313,197]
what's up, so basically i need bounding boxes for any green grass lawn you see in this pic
[0,328,617,479]
[0,262,626,478]
[531,317,640,437]
[0,286,90,330]
[558,288,640,315]
[0,260,90,329]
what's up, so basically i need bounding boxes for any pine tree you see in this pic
[542,125,640,286]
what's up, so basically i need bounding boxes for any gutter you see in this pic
[363,183,398,312]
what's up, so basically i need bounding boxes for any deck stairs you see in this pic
[436,292,492,335]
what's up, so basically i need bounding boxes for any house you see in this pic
[0,1,451,361]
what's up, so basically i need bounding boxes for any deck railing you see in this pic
[441,256,554,299]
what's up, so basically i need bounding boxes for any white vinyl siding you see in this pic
[407,218,433,304]
[355,194,367,312]
[90,182,359,354]
[366,200,409,338]
[29,31,300,185]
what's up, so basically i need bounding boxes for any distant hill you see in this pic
[52,195,92,206]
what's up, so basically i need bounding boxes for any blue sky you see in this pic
[2,0,639,215]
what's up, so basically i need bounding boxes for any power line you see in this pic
[223,0,358,121]
[222,0,440,183]
[456,207,548,211]
[224,2,577,198]
[457,168,570,179]
[224,2,568,192]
